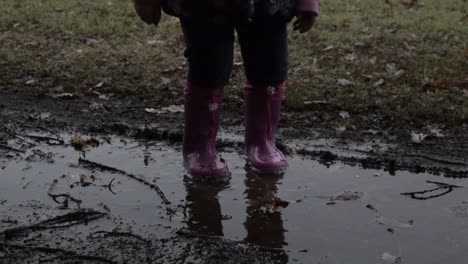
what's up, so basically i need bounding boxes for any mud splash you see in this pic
[1,133,468,263]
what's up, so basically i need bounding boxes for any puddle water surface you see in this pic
[1,134,468,263]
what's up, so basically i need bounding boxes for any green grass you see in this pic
[0,0,467,128]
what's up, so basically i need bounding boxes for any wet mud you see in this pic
[1,129,468,264]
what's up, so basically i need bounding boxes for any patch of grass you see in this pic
[0,0,467,129]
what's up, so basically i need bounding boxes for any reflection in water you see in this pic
[244,170,288,263]
[184,179,226,236]
[184,169,289,263]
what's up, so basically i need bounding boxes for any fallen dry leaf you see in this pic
[373,79,385,87]
[92,81,105,89]
[52,92,84,100]
[30,112,51,120]
[344,53,357,61]
[147,40,165,45]
[144,108,159,114]
[71,135,100,151]
[339,111,350,119]
[423,79,448,88]
[337,79,354,86]
[80,174,96,187]
[411,132,427,143]
[145,105,184,114]
[335,191,364,201]
[336,122,356,132]
[25,79,37,85]
[428,127,447,138]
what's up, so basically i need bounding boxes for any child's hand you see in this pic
[134,0,161,25]
[293,12,317,33]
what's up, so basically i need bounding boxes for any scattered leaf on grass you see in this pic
[353,42,368,48]
[336,126,347,133]
[144,108,159,114]
[411,132,427,143]
[344,53,357,61]
[336,122,356,133]
[147,40,165,45]
[463,89,468,97]
[52,92,84,100]
[92,81,105,89]
[25,79,37,85]
[162,65,184,74]
[394,69,405,78]
[423,79,448,88]
[145,105,184,114]
[339,111,350,119]
[30,112,51,120]
[160,77,172,85]
[373,79,385,87]
[345,122,356,130]
[428,127,447,138]
[337,79,354,86]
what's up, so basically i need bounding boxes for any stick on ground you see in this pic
[78,158,171,205]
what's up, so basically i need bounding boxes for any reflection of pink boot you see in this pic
[183,82,231,179]
[244,81,289,174]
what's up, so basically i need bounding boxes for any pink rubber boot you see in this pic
[183,82,231,180]
[244,81,288,174]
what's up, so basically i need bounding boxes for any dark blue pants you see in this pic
[180,10,289,89]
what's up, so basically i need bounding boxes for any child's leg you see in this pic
[180,17,235,89]
[236,11,289,87]
[180,17,235,179]
[237,12,289,174]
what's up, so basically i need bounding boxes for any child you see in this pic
[134,0,319,178]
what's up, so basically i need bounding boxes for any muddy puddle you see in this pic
[1,132,468,264]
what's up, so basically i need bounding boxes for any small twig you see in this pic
[402,187,453,200]
[107,178,116,195]
[78,158,171,205]
[47,179,82,209]
[1,219,18,224]
[1,210,107,240]
[23,134,65,145]
[0,243,116,264]
[48,194,82,208]
[0,121,36,147]
[21,124,61,138]
[0,144,25,153]
[401,181,463,200]
[426,180,462,188]
[0,244,11,256]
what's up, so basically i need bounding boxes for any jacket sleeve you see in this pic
[297,0,319,16]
